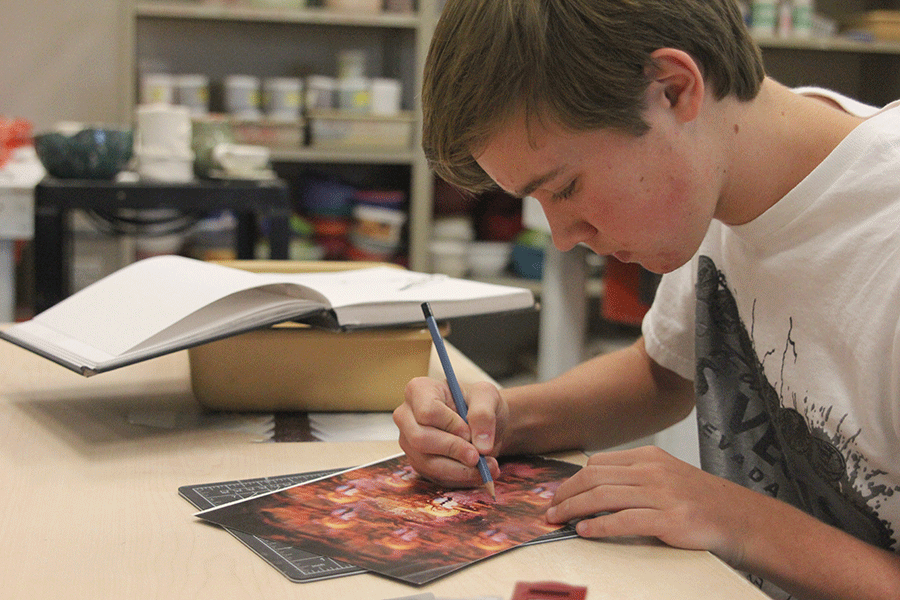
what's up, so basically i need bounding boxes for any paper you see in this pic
[196,454,582,585]
[308,412,399,442]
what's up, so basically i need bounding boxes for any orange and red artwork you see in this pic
[196,454,581,584]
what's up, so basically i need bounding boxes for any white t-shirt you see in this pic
[642,90,900,598]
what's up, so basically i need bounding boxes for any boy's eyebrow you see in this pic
[514,166,564,199]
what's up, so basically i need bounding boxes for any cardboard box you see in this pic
[188,260,434,412]
[189,322,433,412]
[307,109,414,150]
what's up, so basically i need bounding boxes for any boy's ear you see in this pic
[645,48,705,123]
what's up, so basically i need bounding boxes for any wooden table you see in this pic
[0,339,767,599]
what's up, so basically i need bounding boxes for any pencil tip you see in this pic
[484,480,496,501]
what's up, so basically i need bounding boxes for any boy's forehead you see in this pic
[474,109,570,194]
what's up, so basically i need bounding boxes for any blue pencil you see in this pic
[421,302,496,500]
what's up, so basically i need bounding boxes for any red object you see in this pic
[512,581,588,600]
[0,117,33,169]
[601,258,652,326]
[480,212,524,241]
[473,189,524,241]
[345,244,391,262]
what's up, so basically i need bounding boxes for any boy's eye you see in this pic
[553,179,577,201]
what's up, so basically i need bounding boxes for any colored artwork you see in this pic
[197,454,582,584]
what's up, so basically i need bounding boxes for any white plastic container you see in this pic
[263,77,303,122]
[135,103,194,182]
[429,239,468,277]
[467,241,513,277]
[432,215,475,241]
[224,75,262,120]
[136,147,194,182]
[135,103,192,156]
[370,78,402,116]
[352,204,407,248]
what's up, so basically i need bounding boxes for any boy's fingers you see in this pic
[462,381,502,454]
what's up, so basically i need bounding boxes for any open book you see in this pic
[1,255,535,376]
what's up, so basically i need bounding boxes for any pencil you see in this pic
[421,302,496,500]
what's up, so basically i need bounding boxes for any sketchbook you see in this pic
[194,453,582,585]
[0,255,535,376]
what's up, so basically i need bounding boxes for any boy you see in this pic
[392,1,900,599]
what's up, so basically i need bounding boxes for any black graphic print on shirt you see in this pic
[693,255,896,551]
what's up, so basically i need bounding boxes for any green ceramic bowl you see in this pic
[34,128,133,179]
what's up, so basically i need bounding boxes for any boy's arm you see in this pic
[740,490,900,600]
[409,337,900,599]
[497,336,695,456]
[395,336,693,487]
[546,443,900,600]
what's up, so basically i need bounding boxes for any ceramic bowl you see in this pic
[467,241,512,277]
[34,127,133,179]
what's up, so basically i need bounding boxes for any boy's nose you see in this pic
[530,195,598,253]
[549,218,596,253]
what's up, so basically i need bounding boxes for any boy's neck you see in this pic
[715,77,865,226]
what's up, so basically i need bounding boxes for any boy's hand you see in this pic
[545,445,751,565]
[393,377,506,488]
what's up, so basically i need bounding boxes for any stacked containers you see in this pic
[347,190,407,262]
[300,178,355,260]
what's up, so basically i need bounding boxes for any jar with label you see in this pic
[224,75,261,120]
[337,77,371,113]
[176,74,209,116]
[263,77,303,122]
[141,73,175,104]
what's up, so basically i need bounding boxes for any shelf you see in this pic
[270,147,416,164]
[135,1,422,28]
[755,35,900,55]
[130,0,439,271]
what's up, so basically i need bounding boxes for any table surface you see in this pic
[0,337,768,600]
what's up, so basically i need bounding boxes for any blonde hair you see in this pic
[423,0,764,192]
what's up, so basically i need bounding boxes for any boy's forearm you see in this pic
[499,337,694,455]
[736,490,900,600]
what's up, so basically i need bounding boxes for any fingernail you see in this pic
[545,506,558,522]
[474,433,491,453]
[576,520,589,536]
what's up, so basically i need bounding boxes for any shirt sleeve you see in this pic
[641,257,698,381]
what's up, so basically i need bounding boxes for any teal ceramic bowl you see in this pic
[34,128,133,179]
